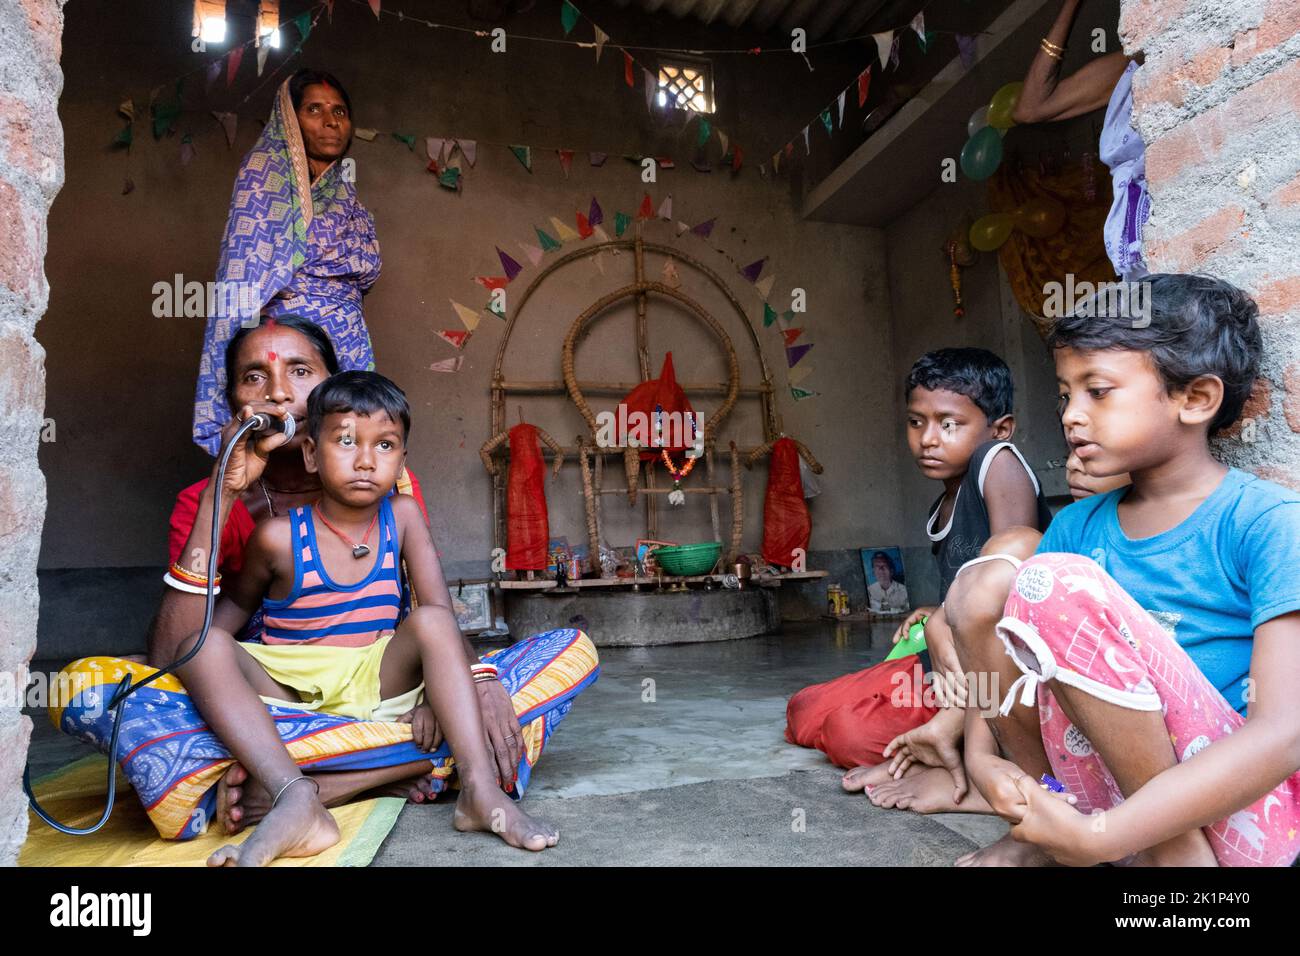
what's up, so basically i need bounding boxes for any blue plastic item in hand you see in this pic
[884,617,928,662]
[1039,774,1066,793]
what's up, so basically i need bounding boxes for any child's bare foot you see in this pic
[452,781,558,851]
[207,780,339,866]
[955,832,1057,867]
[867,767,994,814]
[842,763,919,793]
[371,774,440,804]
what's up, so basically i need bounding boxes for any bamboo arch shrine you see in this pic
[480,223,826,646]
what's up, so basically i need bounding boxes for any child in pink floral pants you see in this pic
[997,551,1300,867]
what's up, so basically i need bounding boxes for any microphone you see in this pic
[243,411,296,441]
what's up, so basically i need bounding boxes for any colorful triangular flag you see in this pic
[226,47,244,86]
[497,248,523,280]
[179,133,195,166]
[457,139,477,166]
[772,151,781,174]
[624,51,634,87]
[873,31,892,69]
[430,356,464,373]
[368,0,381,18]
[790,386,818,401]
[657,195,672,220]
[560,1,579,35]
[820,109,832,136]
[837,90,847,128]
[740,258,766,283]
[292,11,313,42]
[438,165,461,191]
[510,145,531,171]
[697,118,712,148]
[594,26,609,61]
[614,211,632,237]
[590,151,607,166]
[755,273,775,300]
[661,259,680,288]
[637,194,654,220]
[890,34,901,70]
[858,67,872,107]
[536,226,561,252]
[690,218,715,238]
[519,242,544,266]
[256,41,271,77]
[802,126,810,154]
[786,343,813,367]
[592,224,612,245]
[427,137,447,164]
[763,303,777,327]
[112,123,132,148]
[558,148,574,178]
[353,128,378,142]
[205,59,222,92]
[782,327,804,347]
[788,363,815,386]
[212,111,237,148]
[437,329,471,350]
[488,298,506,319]
[451,300,481,331]
[911,12,926,45]
[550,216,580,241]
[730,144,743,172]
[778,309,796,331]
[956,34,977,70]
[475,276,509,291]
[588,196,604,226]
[576,211,594,238]
[392,132,416,151]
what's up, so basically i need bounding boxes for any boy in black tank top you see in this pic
[843,348,1053,803]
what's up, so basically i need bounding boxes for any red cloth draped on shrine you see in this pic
[620,352,696,461]
[762,437,810,567]
[506,423,549,571]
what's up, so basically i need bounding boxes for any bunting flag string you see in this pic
[450,300,481,331]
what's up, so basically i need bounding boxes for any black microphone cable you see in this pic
[23,415,263,835]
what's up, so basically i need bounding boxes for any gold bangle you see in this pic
[1041,37,1065,54]
[1039,39,1064,60]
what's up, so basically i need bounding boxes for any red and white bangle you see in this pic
[163,570,221,596]
[471,662,500,683]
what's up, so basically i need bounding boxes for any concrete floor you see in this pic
[25,621,1007,865]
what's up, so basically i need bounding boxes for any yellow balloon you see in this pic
[1014,197,1067,238]
[969,213,1014,252]
[988,81,1023,129]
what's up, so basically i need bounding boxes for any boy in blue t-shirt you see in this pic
[942,274,1300,867]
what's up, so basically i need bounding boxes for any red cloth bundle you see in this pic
[762,436,810,567]
[619,352,696,461]
[506,423,550,571]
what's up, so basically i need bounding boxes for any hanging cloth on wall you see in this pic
[506,423,550,571]
[762,437,811,568]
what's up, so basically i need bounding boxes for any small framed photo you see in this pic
[452,582,493,633]
[861,546,909,615]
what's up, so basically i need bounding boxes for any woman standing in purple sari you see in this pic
[193,69,381,456]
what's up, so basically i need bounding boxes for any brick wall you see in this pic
[0,0,63,866]
[1124,0,1300,488]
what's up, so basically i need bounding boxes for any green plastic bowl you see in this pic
[653,541,722,576]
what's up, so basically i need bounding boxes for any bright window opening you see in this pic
[657,59,714,113]
[192,0,226,44]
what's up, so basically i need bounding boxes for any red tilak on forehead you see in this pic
[267,351,278,362]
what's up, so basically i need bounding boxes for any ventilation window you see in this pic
[657,58,714,113]
[258,0,281,48]
[192,0,226,44]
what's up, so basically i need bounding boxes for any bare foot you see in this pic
[842,762,921,793]
[371,774,440,804]
[955,832,1057,867]
[452,781,558,851]
[207,780,339,866]
[867,766,994,815]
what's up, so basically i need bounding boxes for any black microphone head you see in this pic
[248,412,295,440]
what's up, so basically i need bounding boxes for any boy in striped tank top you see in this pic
[218,371,559,852]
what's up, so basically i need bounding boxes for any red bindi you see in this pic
[267,351,278,362]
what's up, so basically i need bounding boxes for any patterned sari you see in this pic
[193,77,381,455]
[51,629,600,841]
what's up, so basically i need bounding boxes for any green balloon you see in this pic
[960,126,1004,181]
